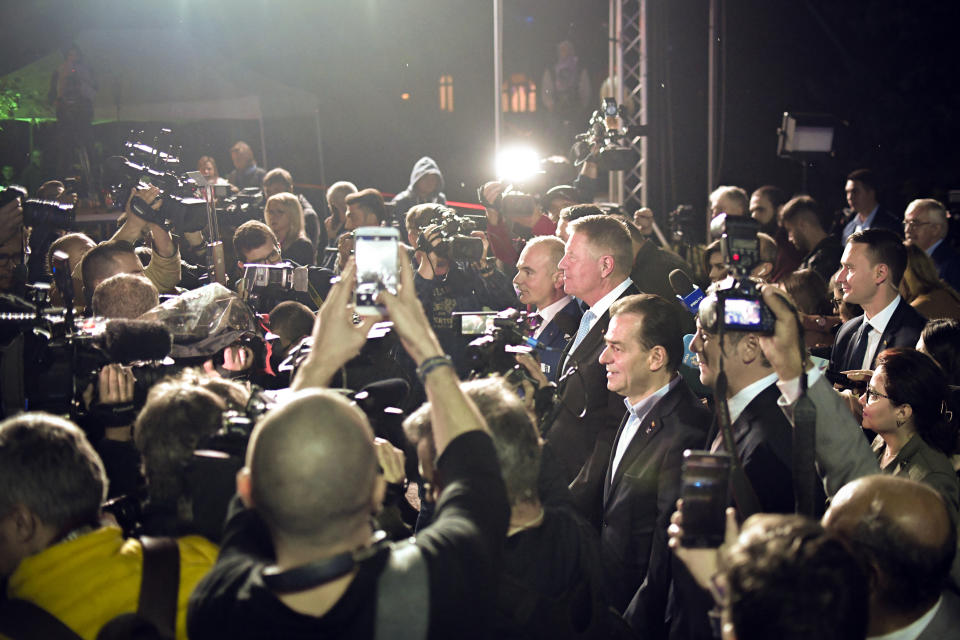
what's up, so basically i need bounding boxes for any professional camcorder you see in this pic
[418,206,485,262]
[458,307,541,381]
[698,214,775,335]
[571,97,640,172]
[103,130,208,233]
[0,185,77,230]
[219,188,267,226]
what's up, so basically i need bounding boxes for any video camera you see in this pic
[0,282,176,417]
[0,185,77,230]
[417,206,485,262]
[219,187,267,226]
[103,130,209,233]
[458,308,540,381]
[571,97,640,172]
[698,214,775,334]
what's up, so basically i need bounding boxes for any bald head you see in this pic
[824,475,955,619]
[247,390,378,544]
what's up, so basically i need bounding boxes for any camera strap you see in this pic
[714,364,762,519]
[792,372,819,517]
[261,531,389,593]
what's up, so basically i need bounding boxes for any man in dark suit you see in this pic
[570,294,709,621]
[904,198,960,291]
[823,475,960,640]
[830,229,927,374]
[839,168,902,244]
[651,292,798,640]
[780,195,843,284]
[513,235,581,382]
[544,212,638,484]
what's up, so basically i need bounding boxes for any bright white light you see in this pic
[496,147,540,183]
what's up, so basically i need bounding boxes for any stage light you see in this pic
[401,92,410,100]
[777,112,838,157]
[495,146,540,183]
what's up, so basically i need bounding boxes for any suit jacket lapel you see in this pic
[872,299,905,368]
[604,382,683,503]
[603,412,631,504]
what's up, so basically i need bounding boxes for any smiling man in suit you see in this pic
[830,228,927,374]
[572,293,710,624]
[544,213,638,484]
[513,235,582,381]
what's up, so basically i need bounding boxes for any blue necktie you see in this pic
[569,309,595,355]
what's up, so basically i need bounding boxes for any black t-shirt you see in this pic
[187,431,509,640]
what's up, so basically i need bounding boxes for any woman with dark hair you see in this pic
[860,347,959,517]
[900,243,960,320]
[918,318,960,386]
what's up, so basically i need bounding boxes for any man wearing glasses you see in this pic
[903,198,960,291]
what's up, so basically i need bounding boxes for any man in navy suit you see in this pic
[840,168,902,244]
[904,198,960,291]
[830,229,927,375]
[544,213,638,484]
[569,293,709,623]
[513,236,581,382]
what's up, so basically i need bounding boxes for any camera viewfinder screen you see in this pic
[356,234,398,295]
[723,298,762,328]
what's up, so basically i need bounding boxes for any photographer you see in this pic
[479,180,556,267]
[232,220,334,311]
[406,203,519,376]
[187,254,510,639]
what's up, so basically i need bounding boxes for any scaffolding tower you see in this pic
[609,0,647,212]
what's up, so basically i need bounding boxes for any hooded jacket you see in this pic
[391,156,446,236]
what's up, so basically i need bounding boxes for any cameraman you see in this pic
[479,181,557,267]
[406,203,519,376]
[101,184,182,295]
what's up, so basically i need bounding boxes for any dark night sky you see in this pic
[1,0,957,219]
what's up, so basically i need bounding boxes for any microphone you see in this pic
[103,319,173,363]
[669,269,705,314]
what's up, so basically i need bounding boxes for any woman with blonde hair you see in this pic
[900,243,960,320]
[264,192,315,265]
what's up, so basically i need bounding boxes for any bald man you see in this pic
[823,476,960,639]
[188,253,509,640]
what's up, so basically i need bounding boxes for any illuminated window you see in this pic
[439,74,454,112]
[501,73,537,113]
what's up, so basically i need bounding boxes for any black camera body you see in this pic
[701,214,775,334]
[220,188,266,226]
[419,206,485,262]
[104,131,208,233]
[462,308,537,378]
[571,98,639,172]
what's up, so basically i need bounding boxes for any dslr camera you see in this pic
[698,214,775,334]
[458,307,539,379]
[571,97,640,172]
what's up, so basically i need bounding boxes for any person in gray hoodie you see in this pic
[391,156,446,237]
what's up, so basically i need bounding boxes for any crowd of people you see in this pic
[1,130,960,640]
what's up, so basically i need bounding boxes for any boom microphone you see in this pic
[103,319,173,364]
[669,269,705,314]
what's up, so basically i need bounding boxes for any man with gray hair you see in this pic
[904,198,960,291]
[0,412,217,638]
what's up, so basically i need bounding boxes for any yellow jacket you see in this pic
[4,526,217,640]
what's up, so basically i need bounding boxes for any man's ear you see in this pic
[874,262,890,286]
[9,503,39,545]
[552,269,565,292]
[599,255,616,279]
[648,345,668,372]
[236,467,254,508]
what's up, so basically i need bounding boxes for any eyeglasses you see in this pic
[864,387,891,403]
[830,297,842,310]
[903,220,933,230]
